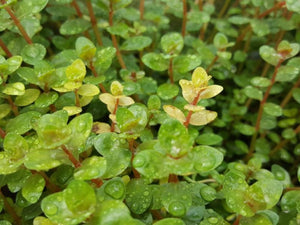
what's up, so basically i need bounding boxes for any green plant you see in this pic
[0,0,300,225]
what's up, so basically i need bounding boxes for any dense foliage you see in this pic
[0,0,300,224]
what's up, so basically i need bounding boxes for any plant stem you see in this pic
[236,25,251,44]
[284,187,300,192]
[74,89,80,107]
[0,189,22,225]
[86,0,103,46]
[61,145,81,168]
[31,170,61,193]
[258,1,286,18]
[2,2,32,44]
[110,98,119,132]
[128,138,140,178]
[198,0,203,11]
[206,55,219,73]
[199,23,207,40]
[0,127,6,139]
[181,0,187,37]
[0,38,12,57]
[139,0,145,20]
[184,90,201,127]
[168,57,174,84]
[88,61,107,93]
[168,174,179,183]
[7,95,19,116]
[109,0,126,69]
[246,59,283,160]
[218,0,231,18]
[280,76,300,108]
[233,215,242,225]
[71,0,91,39]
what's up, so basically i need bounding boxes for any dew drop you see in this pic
[168,201,186,217]
[143,191,150,196]
[133,155,145,167]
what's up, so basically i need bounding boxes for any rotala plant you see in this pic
[0,0,300,225]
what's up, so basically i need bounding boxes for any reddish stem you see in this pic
[91,178,103,188]
[280,75,300,108]
[184,90,201,128]
[31,170,61,193]
[206,55,219,73]
[198,0,203,11]
[258,1,286,18]
[0,127,6,139]
[236,25,252,44]
[0,189,22,225]
[128,138,140,178]
[181,0,187,37]
[109,1,126,69]
[0,38,12,57]
[139,0,145,20]
[71,0,90,39]
[86,0,103,46]
[233,215,242,225]
[2,3,32,44]
[110,98,119,132]
[168,57,174,84]
[74,89,80,107]
[168,174,179,183]
[89,61,107,93]
[7,95,19,116]
[61,145,81,168]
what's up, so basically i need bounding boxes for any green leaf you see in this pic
[259,46,280,66]
[251,19,270,37]
[282,128,295,139]
[23,0,49,13]
[277,41,300,60]
[21,43,46,65]
[191,145,223,172]
[228,16,250,25]
[263,102,282,117]
[5,56,23,75]
[213,33,229,49]
[240,214,272,225]
[65,59,86,82]
[281,190,300,212]
[4,133,28,160]
[75,37,96,62]
[125,179,152,214]
[286,0,300,12]
[106,23,129,38]
[234,123,255,136]
[41,180,96,225]
[292,88,300,103]
[93,133,131,178]
[120,36,152,51]
[142,53,169,71]
[243,86,263,101]
[161,183,192,217]
[24,149,70,171]
[2,82,25,95]
[154,218,185,225]
[74,156,106,180]
[250,77,271,88]
[158,119,193,158]
[35,92,59,108]
[94,47,116,74]
[196,133,223,145]
[161,32,184,54]
[0,104,11,119]
[173,55,202,74]
[271,164,291,188]
[60,19,90,35]
[6,111,41,135]
[98,178,126,201]
[6,169,31,192]
[22,174,45,204]
[157,83,179,100]
[276,65,299,82]
[15,88,40,106]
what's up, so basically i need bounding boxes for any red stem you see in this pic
[206,55,219,73]
[110,98,119,132]
[71,0,90,39]
[0,38,12,57]
[280,76,300,108]
[89,61,107,93]
[74,89,80,107]
[233,215,242,225]
[168,57,174,84]
[258,1,286,18]
[128,138,140,178]
[86,0,103,46]
[61,145,81,168]
[31,170,61,193]
[0,127,6,139]
[109,1,126,69]
[0,189,22,225]
[184,90,201,128]
[181,0,187,37]
[7,95,19,116]
[139,0,145,20]
[2,3,32,44]
[168,174,179,183]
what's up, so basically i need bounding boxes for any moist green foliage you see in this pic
[0,0,300,225]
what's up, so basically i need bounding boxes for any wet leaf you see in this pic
[243,86,263,101]
[35,92,59,108]
[189,110,217,126]
[77,84,100,96]
[276,65,299,82]
[21,43,46,65]
[121,36,152,51]
[60,19,90,35]
[157,83,179,100]
[74,156,106,180]
[173,55,202,74]
[263,103,282,117]
[153,218,185,225]
[0,104,11,119]
[163,105,186,124]
[142,53,169,71]
[161,32,184,54]
[75,37,96,62]
[2,82,25,95]
[196,133,223,145]
[259,46,280,66]
[22,174,45,204]
[15,88,40,106]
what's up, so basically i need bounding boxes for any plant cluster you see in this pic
[0,0,300,225]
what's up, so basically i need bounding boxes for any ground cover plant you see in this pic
[0,0,300,224]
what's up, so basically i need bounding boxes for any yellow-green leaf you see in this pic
[2,82,25,95]
[63,106,82,116]
[163,105,186,124]
[65,59,86,81]
[184,104,205,112]
[0,104,11,119]
[118,96,135,106]
[15,89,41,106]
[179,80,197,103]
[199,85,223,99]
[192,67,211,88]
[111,81,124,96]
[77,84,100,96]
[189,110,217,126]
